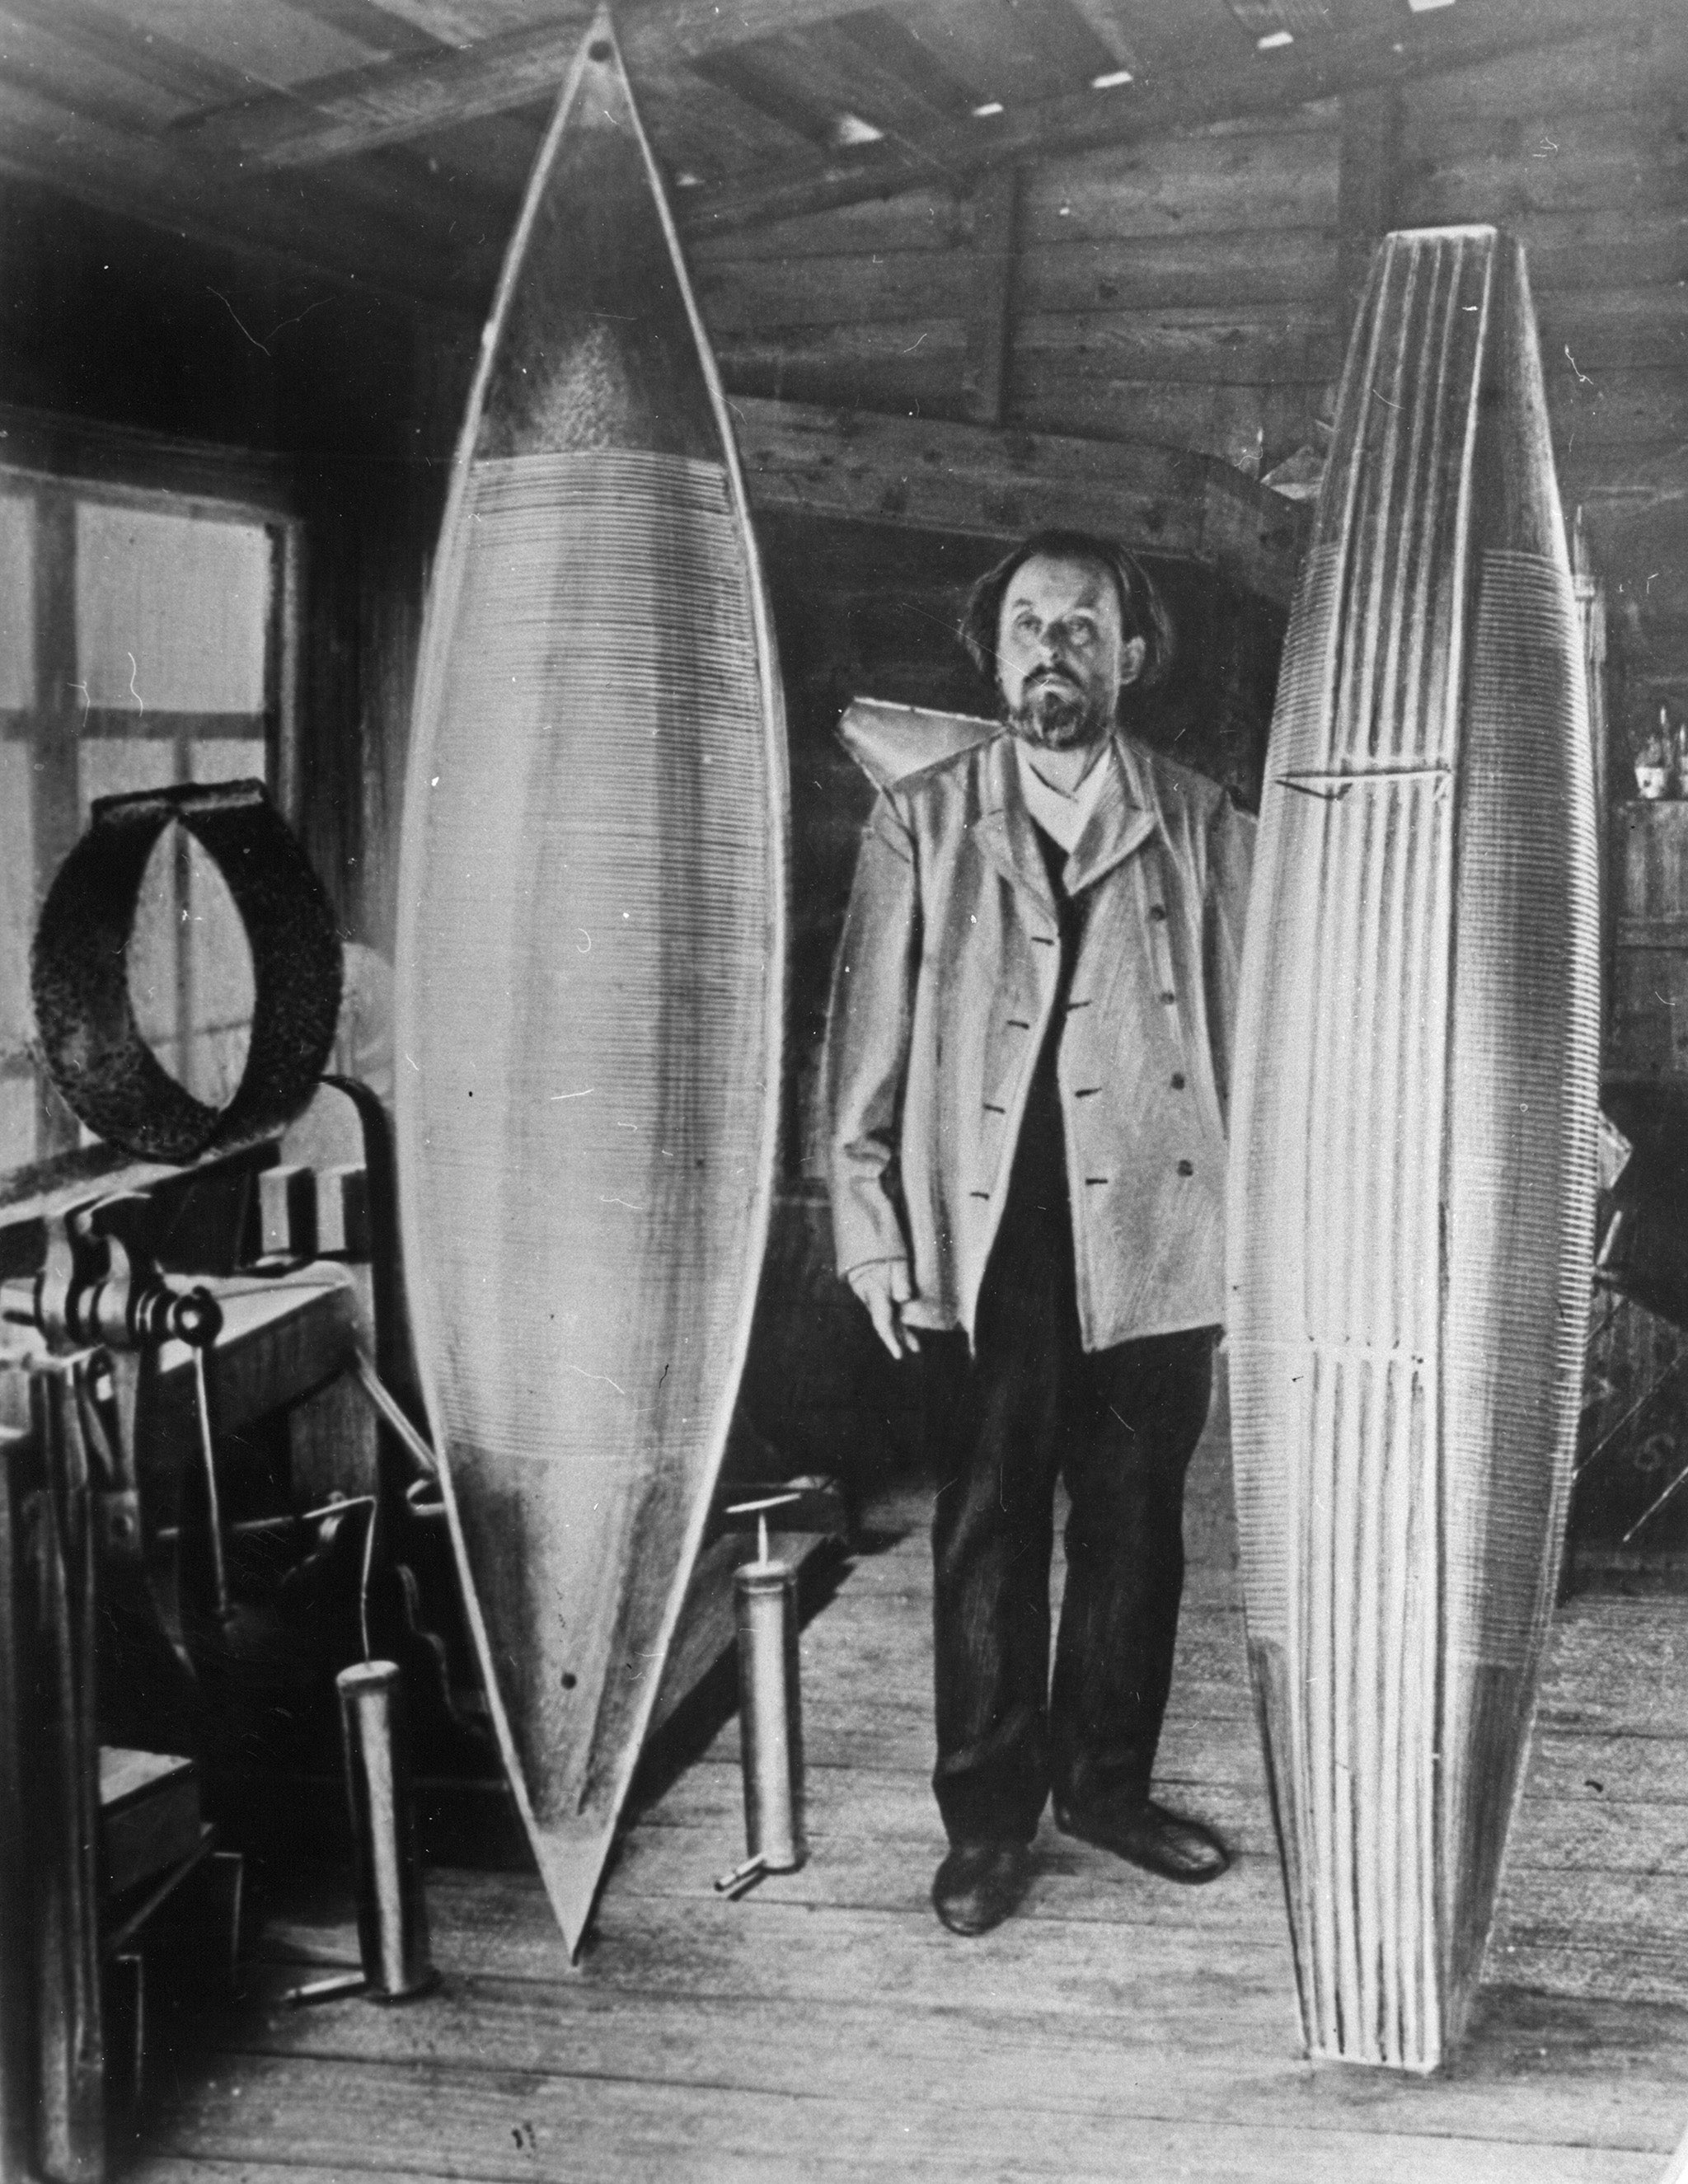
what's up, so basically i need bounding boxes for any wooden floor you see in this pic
[131,1368,1688,2183]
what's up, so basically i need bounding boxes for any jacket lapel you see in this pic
[971,733,1057,913]
[1063,735,1158,895]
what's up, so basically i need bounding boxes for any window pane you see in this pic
[0,494,35,710]
[0,1076,35,1176]
[182,826,255,1105]
[4,482,288,1187]
[187,743,268,1107]
[76,503,271,712]
[125,821,182,1072]
[188,738,267,790]
[79,738,176,817]
[0,743,34,1056]
[127,824,255,1111]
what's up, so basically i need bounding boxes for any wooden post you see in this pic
[959,165,1020,429]
[29,493,82,1162]
[0,1418,35,2184]
[1336,87,1404,330]
[26,1357,106,2184]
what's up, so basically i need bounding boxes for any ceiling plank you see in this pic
[682,0,1666,236]
[0,4,211,130]
[893,0,1125,108]
[171,14,596,165]
[624,57,823,182]
[170,0,920,169]
[344,0,544,43]
[731,395,1311,605]
[0,73,481,313]
[691,19,973,152]
[280,0,451,60]
[959,166,1021,427]
[120,0,382,92]
[1336,82,1402,309]
[0,0,254,112]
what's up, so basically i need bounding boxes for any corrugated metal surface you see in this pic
[1227,227,1599,2069]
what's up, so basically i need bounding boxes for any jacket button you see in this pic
[1170,1073,1185,1090]
[1177,1159,1194,1177]
[1160,990,1176,1005]
[1149,903,1168,921]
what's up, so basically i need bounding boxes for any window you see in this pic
[0,462,298,1183]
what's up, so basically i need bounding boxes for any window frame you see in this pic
[0,403,302,1201]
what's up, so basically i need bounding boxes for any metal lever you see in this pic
[724,1492,803,1569]
[190,1344,228,1622]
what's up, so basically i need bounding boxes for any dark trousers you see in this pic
[922,1154,1217,1846]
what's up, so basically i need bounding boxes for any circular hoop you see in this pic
[31,779,344,1164]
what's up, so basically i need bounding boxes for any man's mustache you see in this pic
[1025,667,1082,693]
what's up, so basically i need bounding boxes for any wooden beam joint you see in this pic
[1337,86,1404,313]
[959,166,1020,431]
[733,397,1311,608]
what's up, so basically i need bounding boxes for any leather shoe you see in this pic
[1054,1798,1231,1885]
[931,1840,1032,1935]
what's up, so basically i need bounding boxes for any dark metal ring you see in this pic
[30,779,344,1164]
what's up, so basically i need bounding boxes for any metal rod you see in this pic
[714,1854,770,1901]
[103,1831,218,1956]
[714,1854,767,1895]
[284,1971,366,2008]
[349,1351,438,1480]
[1574,1344,1688,1479]
[191,1343,229,1619]
[359,1496,377,1667]
[1621,1455,1688,1547]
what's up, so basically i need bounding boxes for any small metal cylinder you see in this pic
[335,1661,437,2001]
[734,1558,804,1871]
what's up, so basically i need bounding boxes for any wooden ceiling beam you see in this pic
[171,0,904,170]
[0,0,254,114]
[173,15,592,166]
[0,73,480,316]
[682,0,1665,237]
[360,0,911,53]
[731,396,1311,607]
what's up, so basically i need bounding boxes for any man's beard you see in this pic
[1005,672,1114,752]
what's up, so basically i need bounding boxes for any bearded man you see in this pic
[824,528,1254,1936]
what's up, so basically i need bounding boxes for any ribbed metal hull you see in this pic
[392,14,787,1959]
[1227,227,1598,2070]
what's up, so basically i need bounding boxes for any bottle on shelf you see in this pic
[1635,705,1675,800]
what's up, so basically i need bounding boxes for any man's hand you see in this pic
[847,1260,922,1361]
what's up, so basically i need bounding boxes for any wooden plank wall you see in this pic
[693,14,1686,779]
[691,108,1342,475]
[1391,23,1688,803]
[1008,113,1339,466]
[684,16,1688,1494]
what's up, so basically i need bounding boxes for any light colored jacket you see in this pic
[824,729,1254,1349]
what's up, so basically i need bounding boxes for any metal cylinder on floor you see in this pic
[734,1553,804,1872]
[335,1661,437,2001]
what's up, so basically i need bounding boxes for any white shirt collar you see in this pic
[1015,737,1115,855]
